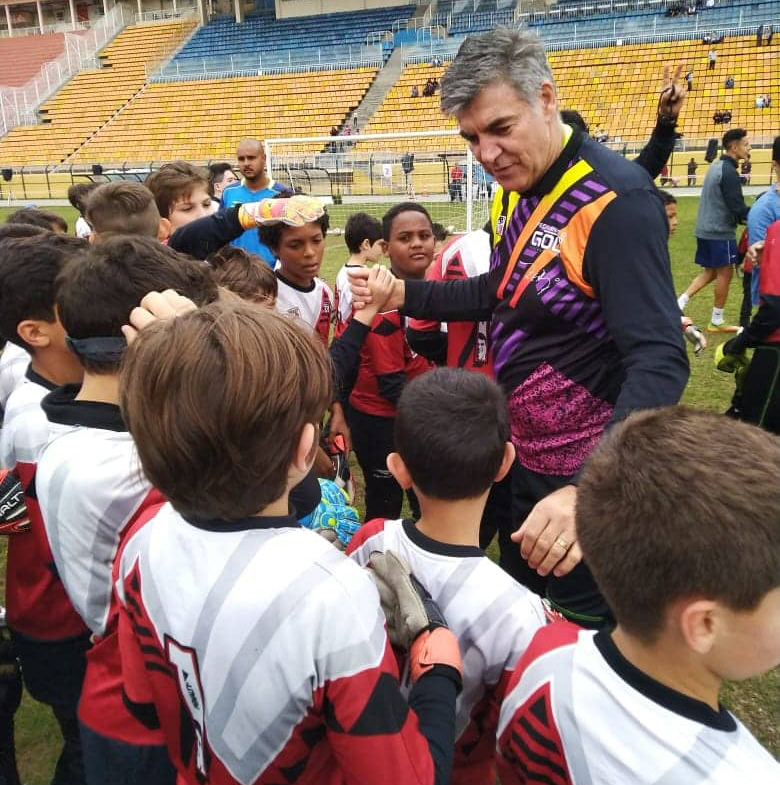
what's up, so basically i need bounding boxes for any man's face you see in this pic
[730,135,751,161]
[236,142,265,182]
[168,186,217,232]
[457,80,559,194]
[665,203,678,235]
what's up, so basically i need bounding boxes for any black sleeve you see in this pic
[406,327,448,366]
[730,296,780,350]
[633,119,677,180]
[402,274,497,323]
[377,372,406,405]
[583,190,690,426]
[290,468,321,519]
[168,206,245,259]
[719,164,751,223]
[329,319,370,401]
[408,669,459,785]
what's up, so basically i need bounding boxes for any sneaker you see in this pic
[706,323,740,333]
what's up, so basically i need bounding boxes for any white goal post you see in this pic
[264,130,493,235]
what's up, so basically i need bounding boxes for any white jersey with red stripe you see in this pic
[0,372,88,640]
[36,389,164,744]
[497,622,780,785]
[334,263,359,335]
[274,270,334,346]
[115,504,447,785]
[347,517,547,785]
[0,343,30,418]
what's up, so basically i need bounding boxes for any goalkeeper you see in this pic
[716,220,780,432]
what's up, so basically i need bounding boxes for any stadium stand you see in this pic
[70,67,378,163]
[172,7,413,62]
[0,20,196,166]
[0,33,70,87]
[358,35,778,152]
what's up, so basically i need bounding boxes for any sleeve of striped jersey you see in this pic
[324,638,458,785]
[117,603,161,730]
[345,518,387,563]
[408,252,445,336]
[329,316,370,399]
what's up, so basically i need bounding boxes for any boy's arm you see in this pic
[168,207,245,259]
[719,163,750,224]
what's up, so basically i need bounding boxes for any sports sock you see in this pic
[677,293,689,311]
[711,307,724,325]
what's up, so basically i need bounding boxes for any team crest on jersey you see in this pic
[530,222,561,253]
[286,306,302,319]
[496,214,507,237]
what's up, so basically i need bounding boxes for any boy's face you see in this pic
[363,238,385,264]
[168,186,217,232]
[384,211,434,280]
[710,587,780,680]
[215,170,238,198]
[275,223,325,286]
[665,203,678,236]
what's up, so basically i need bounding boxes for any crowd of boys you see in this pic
[0,26,776,785]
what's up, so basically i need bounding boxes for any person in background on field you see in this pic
[221,138,294,266]
[678,128,751,332]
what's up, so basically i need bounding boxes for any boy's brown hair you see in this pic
[67,182,101,215]
[85,182,160,238]
[120,302,332,520]
[207,247,277,303]
[6,208,67,234]
[56,235,218,375]
[577,406,780,643]
[145,161,209,219]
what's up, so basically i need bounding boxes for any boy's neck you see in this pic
[254,490,291,518]
[611,626,722,710]
[390,265,426,282]
[414,493,487,548]
[29,352,82,388]
[347,253,366,267]
[278,267,314,289]
[75,372,120,406]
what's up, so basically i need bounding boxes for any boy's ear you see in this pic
[677,599,720,655]
[17,320,52,350]
[494,442,516,483]
[157,218,172,243]
[359,238,371,254]
[386,452,413,489]
[292,423,318,476]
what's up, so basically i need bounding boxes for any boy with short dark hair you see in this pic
[0,233,89,785]
[346,202,435,520]
[114,301,463,784]
[6,207,67,234]
[85,182,162,241]
[35,236,218,785]
[347,367,546,785]
[258,199,334,345]
[144,161,216,233]
[335,212,384,334]
[207,246,278,305]
[497,407,780,783]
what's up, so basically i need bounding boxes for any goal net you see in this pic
[265,130,493,235]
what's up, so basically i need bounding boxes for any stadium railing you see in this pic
[134,8,199,25]
[0,4,126,137]
[149,43,385,80]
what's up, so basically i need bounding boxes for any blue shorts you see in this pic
[695,238,738,268]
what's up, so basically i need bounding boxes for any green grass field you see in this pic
[0,199,777,780]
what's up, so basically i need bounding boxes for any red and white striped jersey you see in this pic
[36,387,164,744]
[0,373,87,640]
[347,517,547,785]
[497,623,780,785]
[275,271,334,346]
[116,504,447,785]
[0,344,29,418]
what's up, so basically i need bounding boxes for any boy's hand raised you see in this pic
[122,290,197,344]
[353,265,398,325]
[349,266,405,312]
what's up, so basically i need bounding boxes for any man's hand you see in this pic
[658,64,686,121]
[122,290,196,344]
[368,550,463,686]
[511,484,582,578]
[746,240,764,268]
[348,266,405,312]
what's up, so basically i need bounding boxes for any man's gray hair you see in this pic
[440,27,555,115]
